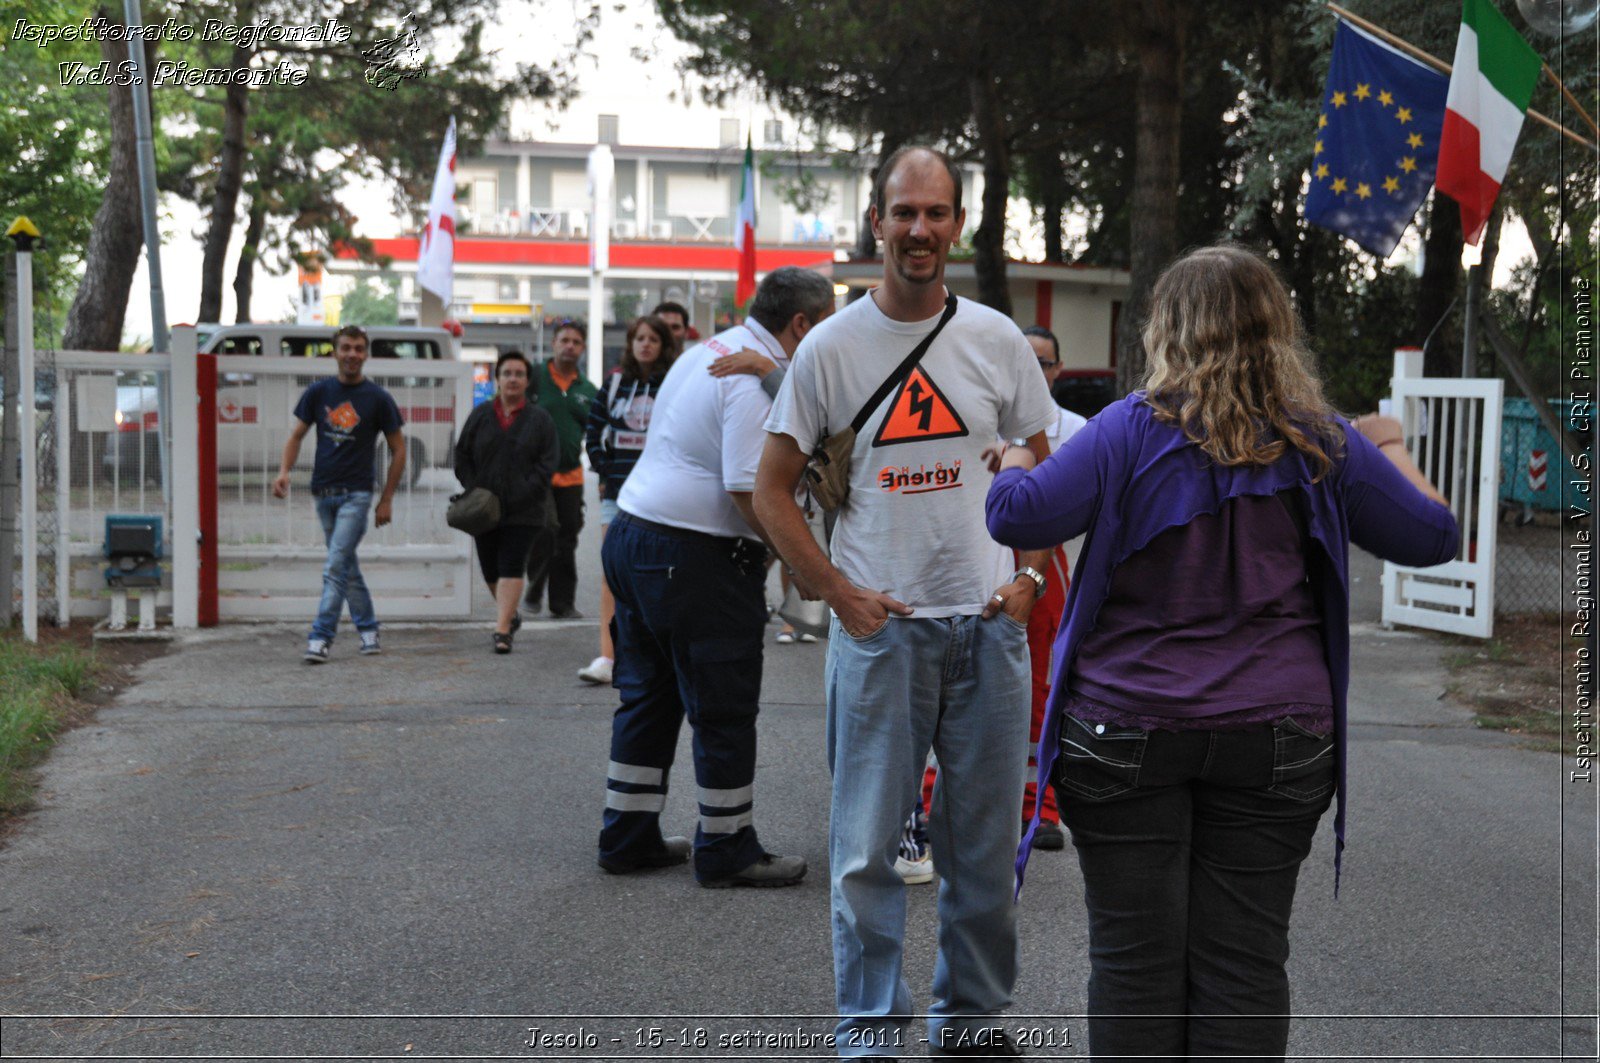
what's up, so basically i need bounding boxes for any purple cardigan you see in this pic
[987,394,1460,893]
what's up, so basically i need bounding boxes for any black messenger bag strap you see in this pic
[847,292,958,434]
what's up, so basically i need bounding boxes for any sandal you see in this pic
[493,632,513,654]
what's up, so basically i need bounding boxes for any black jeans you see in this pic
[1055,714,1335,1063]
[525,482,584,612]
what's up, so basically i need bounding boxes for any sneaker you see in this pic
[598,836,691,875]
[775,629,796,645]
[303,638,330,664]
[894,853,934,885]
[700,852,807,889]
[1032,821,1065,851]
[796,631,818,644]
[577,656,614,685]
[359,630,381,656]
[931,1028,1024,1057]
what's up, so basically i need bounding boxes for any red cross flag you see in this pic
[417,117,457,305]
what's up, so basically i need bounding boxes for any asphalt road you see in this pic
[0,516,1593,1061]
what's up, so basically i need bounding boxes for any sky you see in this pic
[115,0,1537,344]
[120,0,760,341]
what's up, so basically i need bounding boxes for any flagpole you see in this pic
[1326,3,1597,150]
[1545,66,1599,141]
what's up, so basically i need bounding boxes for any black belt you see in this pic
[614,510,752,547]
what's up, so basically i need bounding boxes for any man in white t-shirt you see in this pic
[597,267,835,889]
[756,147,1057,1057]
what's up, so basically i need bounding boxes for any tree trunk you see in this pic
[856,132,905,261]
[197,41,253,323]
[1463,204,1504,379]
[970,70,1013,315]
[231,198,267,323]
[1417,192,1464,378]
[1115,0,1187,396]
[61,16,150,352]
[1042,169,1065,264]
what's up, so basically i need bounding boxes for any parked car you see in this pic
[1051,368,1118,420]
[105,325,460,486]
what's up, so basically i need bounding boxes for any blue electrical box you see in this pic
[104,514,163,588]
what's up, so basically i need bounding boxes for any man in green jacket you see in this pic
[525,319,599,618]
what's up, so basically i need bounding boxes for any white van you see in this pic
[106,325,459,485]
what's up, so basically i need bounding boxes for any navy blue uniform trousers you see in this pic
[598,513,767,881]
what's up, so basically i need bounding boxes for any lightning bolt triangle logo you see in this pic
[872,366,968,448]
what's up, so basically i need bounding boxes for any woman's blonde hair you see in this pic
[1142,244,1342,480]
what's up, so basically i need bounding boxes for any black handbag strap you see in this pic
[848,293,958,434]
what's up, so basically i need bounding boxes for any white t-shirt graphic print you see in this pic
[766,292,1056,617]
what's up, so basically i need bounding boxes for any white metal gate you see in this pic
[1382,350,1503,638]
[209,353,477,621]
[26,330,477,629]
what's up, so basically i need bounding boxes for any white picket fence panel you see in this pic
[1382,351,1503,639]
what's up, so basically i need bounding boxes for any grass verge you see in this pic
[1441,613,1564,752]
[0,635,95,814]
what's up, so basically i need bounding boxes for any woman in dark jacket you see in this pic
[576,314,679,684]
[455,351,560,653]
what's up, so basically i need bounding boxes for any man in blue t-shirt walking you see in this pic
[272,325,406,663]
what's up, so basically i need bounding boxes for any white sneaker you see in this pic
[577,656,614,685]
[358,630,381,656]
[303,638,330,664]
[894,854,934,885]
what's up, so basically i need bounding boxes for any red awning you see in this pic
[334,237,835,272]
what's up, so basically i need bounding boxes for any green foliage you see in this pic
[1316,261,1424,412]
[0,0,110,325]
[0,636,93,814]
[339,272,400,326]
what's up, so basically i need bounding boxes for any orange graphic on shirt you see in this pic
[871,366,968,448]
[326,402,360,432]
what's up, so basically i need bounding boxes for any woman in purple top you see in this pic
[986,245,1458,1062]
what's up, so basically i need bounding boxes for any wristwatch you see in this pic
[1011,566,1047,597]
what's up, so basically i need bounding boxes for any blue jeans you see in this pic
[826,612,1031,1055]
[1056,714,1335,1062]
[310,490,376,642]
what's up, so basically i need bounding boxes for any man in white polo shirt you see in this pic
[597,267,835,889]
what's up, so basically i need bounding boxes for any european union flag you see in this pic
[1304,21,1449,257]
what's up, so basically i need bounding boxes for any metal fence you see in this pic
[1493,399,1580,617]
[11,343,477,630]
[48,351,177,625]
[207,355,475,620]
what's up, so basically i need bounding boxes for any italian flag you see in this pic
[734,136,757,310]
[1436,0,1542,245]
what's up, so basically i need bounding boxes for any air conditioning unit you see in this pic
[834,220,858,245]
[649,220,673,240]
[567,210,588,237]
[612,219,638,239]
